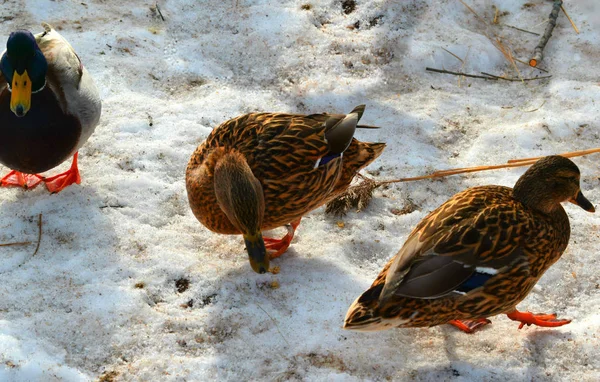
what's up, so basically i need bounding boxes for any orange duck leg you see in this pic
[506,310,571,329]
[264,218,302,259]
[0,171,44,189]
[449,318,492,333]
[44,152,82,193]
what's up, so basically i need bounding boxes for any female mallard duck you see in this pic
[186,105,385,274]
[0,23,101,192]
[344,155,594,333]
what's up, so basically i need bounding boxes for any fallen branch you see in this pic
[426,67,497,80]
[530,0,562,67]
[327,148,600,215]
[480,72,552,81]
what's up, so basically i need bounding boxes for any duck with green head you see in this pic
[186,105,385,274]
[0,23,101,192]
[344,155,594,333]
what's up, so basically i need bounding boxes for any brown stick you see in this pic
[507,147,600,163]
[480,72,552,82]
[32,214,42,257]
[426,67,497,80]
[0,241,32,247]
[377,147,600,186]
[377,161,538,185]
[501,24,540,36]
[155,3,165,21]
[530,0,562,67]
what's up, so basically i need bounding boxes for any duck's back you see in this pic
[187,111,384,233]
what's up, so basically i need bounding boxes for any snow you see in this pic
[1,0,599,380]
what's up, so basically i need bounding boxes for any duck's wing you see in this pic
[379,187,531,302]
[35,23,101,146]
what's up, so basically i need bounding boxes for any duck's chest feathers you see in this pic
[526,206,570,277]
[0,86,81,173]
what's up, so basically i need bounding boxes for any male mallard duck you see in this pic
[344,156,594,333]
[186,105,385,274]
[0,23,101,192]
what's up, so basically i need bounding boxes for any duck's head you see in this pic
[0,30,48,117]
[513,155,595,214]
[213,151,270,274]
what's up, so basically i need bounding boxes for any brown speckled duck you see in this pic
[344,155,594,333]
[186,105,385,274]
[0,23,101,192]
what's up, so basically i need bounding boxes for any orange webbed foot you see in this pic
[449,318,492,333]
[1,171,44,189]
[264,218,302,259]
[506,310,571,329]
[44,153,81,193]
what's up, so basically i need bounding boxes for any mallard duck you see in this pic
[0,23,101,192]
[344,155,594,333]
[186,105,385,274]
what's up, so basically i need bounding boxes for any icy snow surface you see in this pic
[1,0,599,381]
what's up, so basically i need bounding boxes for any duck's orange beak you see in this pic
[569,190,595,213]
[10,70,32,117]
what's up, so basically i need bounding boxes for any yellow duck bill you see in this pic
[10,70,32,117]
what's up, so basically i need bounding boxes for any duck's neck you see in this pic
[213,150,264,234]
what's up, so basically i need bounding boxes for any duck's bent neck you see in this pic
[213,150,265,234]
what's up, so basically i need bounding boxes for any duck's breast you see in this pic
[0,86,81,173]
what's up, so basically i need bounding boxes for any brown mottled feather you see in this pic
[345,156,590,331]
[186,108,385,235]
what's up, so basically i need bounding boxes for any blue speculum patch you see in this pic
[455,272,493,293]
[316,152,341,167]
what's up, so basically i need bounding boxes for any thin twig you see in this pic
[480,72,552,81]
[501,24,540,36]
[327,148,600,216]
[560,5,579,34]
[256,303,290,347]
[155,2,165,21]
[530,0,562,67]
[379,147,600,184]
[32,214,42,257]
[495,38,522,81]
[0,241,31,247]
[458,47,471,87]
[441,47,464,63]
[508,148,600,164]
[458,0,486,23]
[426,67,497,80]
[458,0,521,78]
[520,100,546,112]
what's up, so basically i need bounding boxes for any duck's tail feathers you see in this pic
[325,106,363,154]
[343,287,399,331]
[355,141,386,169]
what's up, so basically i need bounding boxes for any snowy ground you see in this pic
[1,0,599,380]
